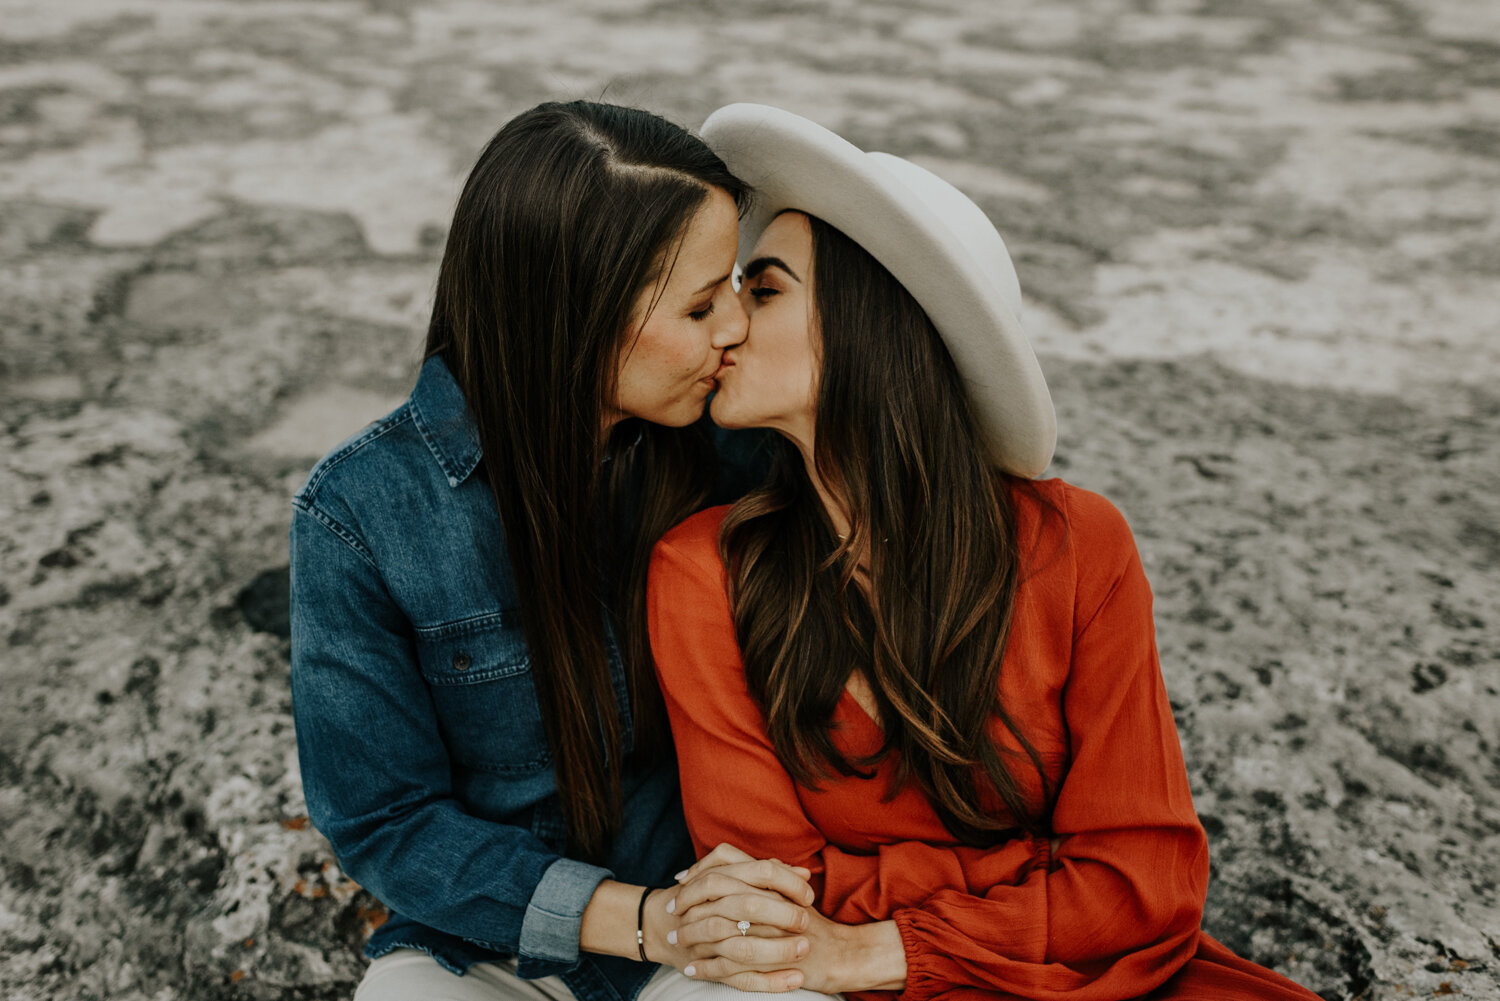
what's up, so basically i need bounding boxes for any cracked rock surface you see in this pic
[1,1,1497,998]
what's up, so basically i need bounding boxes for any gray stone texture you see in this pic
[1,1,1497,998]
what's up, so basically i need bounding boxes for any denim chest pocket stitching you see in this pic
[421,656,532,686]
[414,617,551,775]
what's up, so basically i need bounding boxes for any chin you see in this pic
[655,395,713,428]
[652,408,703,428]
[708,395,745,430]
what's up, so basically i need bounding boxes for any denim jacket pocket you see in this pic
[415,615,552,775]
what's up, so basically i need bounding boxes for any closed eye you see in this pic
[689,301,716,321]
[748,287,778,301]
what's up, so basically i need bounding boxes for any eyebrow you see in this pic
[742,256,802,283]
[692,272,734,296]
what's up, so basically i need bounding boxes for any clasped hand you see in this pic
[647,843,826,993]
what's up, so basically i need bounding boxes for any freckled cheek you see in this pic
[678,330,713,376]
[641,332,705,389]
[679,354,709,388]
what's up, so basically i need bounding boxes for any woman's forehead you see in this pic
[659,188,740,291]
[753,210,812,258]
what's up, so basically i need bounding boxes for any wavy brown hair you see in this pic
[721,216,1053,843]
[426,101,744,861]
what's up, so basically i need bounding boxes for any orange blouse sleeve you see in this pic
[647,489,1208,1001]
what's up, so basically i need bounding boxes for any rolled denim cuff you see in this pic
[516,856,614,977]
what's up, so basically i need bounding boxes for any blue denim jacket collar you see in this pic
[410,355,482,488]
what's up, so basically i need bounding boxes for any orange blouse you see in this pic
[647,479,1319,1001]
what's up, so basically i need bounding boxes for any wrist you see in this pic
[641,886,680,967]
[580,880,640,960]
[833,919,906,994]
[635,885,653,963]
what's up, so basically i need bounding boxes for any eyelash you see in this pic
[689,301,716,321]
[749,287,778,301]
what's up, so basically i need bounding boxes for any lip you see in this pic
[699,356,734,387]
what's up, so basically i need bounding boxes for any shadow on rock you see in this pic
[1206,872,1375,1001]
[237,567,291,640]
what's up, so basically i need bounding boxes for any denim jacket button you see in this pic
[452,652,472,671]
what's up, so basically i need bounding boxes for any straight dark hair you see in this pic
[426,101,745,861]
[721,215,1054,844]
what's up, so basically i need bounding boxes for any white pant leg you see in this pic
[639,965,841,1001]
[353,949,578,1001]
[354,949,841,1001]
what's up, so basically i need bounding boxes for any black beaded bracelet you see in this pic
[636,885,653,962]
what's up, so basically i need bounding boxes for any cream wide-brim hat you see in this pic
[700,103,1056,478]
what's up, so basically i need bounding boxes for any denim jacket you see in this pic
[290,356,768,1001]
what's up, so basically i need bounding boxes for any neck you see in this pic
[780,425,850,541]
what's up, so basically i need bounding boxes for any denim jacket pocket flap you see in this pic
[415,618,551,775]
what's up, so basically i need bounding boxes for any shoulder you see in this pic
[1012,477,1135,555]
[647,506,738,684]
[1045,479,1135,550]
[651,505,733,587]
[292,402,426,521]
[1012,478,1146,633]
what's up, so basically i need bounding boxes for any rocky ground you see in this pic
[1,1,1497,999]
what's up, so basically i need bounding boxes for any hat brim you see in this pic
[701,103,1055,478]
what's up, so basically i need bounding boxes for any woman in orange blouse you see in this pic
[645,105,1320,1001]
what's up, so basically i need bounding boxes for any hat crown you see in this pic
[700,102,1055,477]
[864,153,1024,325]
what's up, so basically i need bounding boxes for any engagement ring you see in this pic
[737,920,751,936]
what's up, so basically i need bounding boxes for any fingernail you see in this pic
[665,898,675,915]
[797,939,809,957]
[674,869,688,882]
[685,966,696,977]
[667,930,677,945]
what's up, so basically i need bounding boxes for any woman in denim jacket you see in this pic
[290,102,821,1001]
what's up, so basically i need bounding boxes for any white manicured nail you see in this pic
[667,930,677,945]
[665,897,675,915]
[685,965,696,977]
[674,869,688,881]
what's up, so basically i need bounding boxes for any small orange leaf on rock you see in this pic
[243,938,254,947]
[230,970,245,983]
[357,903,390,935]
[1434,983,1457,996]
[280,816,310,830]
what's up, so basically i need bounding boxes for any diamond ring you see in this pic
[737,920,751,936]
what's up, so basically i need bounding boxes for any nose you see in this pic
[712,286,749,350]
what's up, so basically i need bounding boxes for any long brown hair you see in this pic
[721,216,1053,844]
[426,101,745,861]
